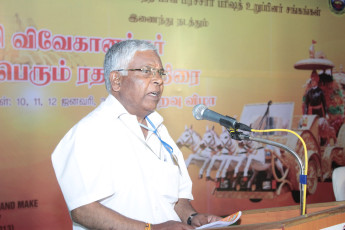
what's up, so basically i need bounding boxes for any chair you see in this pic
[332,166,345,201]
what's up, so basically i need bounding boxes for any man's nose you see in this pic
[151,71,164,84]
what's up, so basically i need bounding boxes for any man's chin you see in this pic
[146,103,159,113]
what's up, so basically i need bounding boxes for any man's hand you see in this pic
[190,213,222,228]
[174,198,222,228]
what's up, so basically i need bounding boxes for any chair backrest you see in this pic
[332,166,345,201]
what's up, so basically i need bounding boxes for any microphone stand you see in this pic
[230,130,306,216]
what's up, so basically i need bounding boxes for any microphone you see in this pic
[192,104,252,132]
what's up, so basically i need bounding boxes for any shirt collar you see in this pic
[105,94,164,127]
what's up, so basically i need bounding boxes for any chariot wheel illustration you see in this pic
[251,183,256,191]
[307,158,319,195]
[235,183,241,191]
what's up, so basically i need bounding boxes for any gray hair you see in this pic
[103,39,159,93]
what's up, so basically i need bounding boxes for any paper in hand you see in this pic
[196,211,242,229]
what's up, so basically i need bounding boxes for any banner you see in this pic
[1,0,345,229]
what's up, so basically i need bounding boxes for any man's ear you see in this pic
[110,71,121,92]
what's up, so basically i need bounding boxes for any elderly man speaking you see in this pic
[52,40,221,230]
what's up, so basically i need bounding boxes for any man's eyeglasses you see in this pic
[114,67,167,80]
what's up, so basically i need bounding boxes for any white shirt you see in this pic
[52,95,193,229]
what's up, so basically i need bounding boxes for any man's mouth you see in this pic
[148,91,160,97]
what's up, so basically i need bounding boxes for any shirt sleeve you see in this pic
[51,120,116,211]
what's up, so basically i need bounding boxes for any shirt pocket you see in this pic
[153,161,180,204]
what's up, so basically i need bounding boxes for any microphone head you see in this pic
[193,104,207,120]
